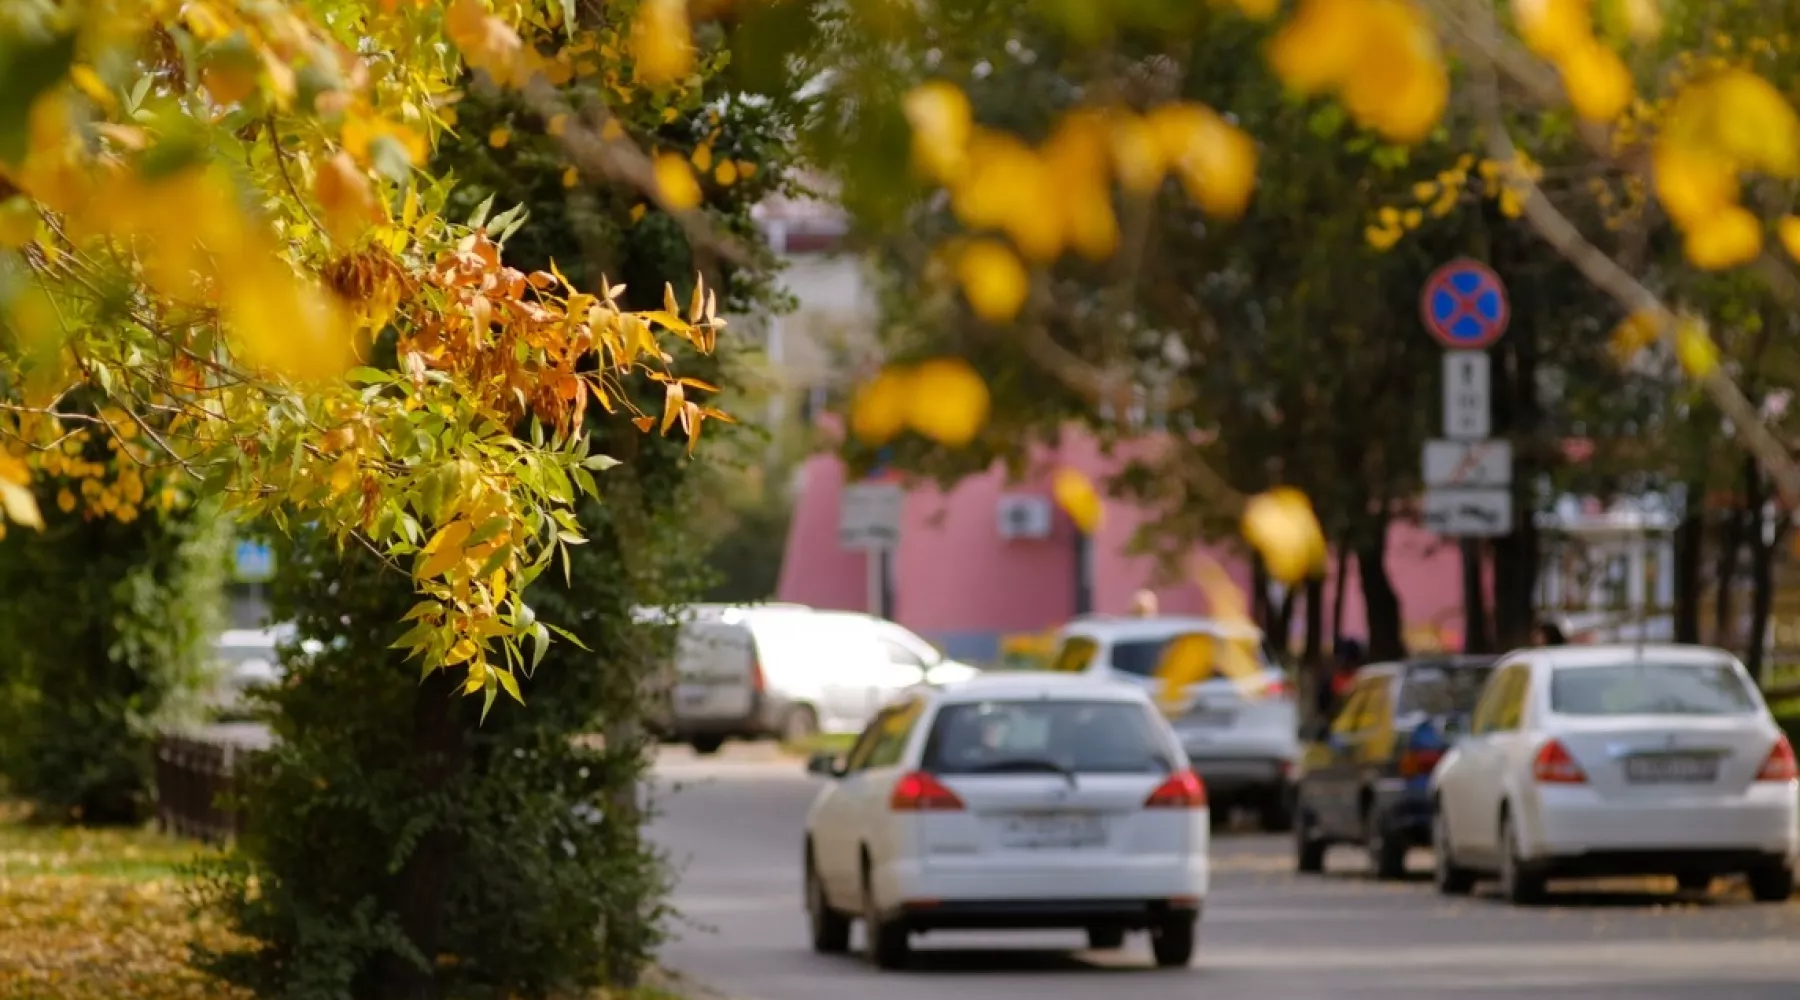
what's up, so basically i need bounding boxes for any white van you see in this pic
[646,604,980,754]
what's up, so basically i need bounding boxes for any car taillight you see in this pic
[1757,734,1798,782]
[749,656,766,693]
[1144,770,1208,809]
[1260,676,1289,698]
[1532,739,1587,784]
[890,772,964,811]
[1398,747,1444,779]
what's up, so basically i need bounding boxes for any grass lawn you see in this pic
[0,802,248,1000]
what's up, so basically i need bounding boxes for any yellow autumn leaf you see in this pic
[1107,112,1167,195]
[903,81,974,184]
[1514,0,1591,59]
[1241,487,1327,584]
[419,518,475,580]
[1682,204,1762,271]
[1156,632,1216,711]
[221,255,355,382]
[652,152,702,209]
[1778,216,1800,262]
[1052,467,1103,534]
[1339,0,1449,144]
[714,159,739,186]
[0,477,42,529]
[1191,552,1252,623]
[1164,105,1259,219]
[313,152,378,245]
[1267,0,1369,95]
[444,638,480,666]
[1621,0,1663,42]
[0,196,38,248]
[1651,144,1738,228]
[1608,310,1661,362]
[632,0,694,85]
[1560,39,1634,122]
[1707,69,1800,178]
[1673,316,1719,377]
[955,238,1030,323]
[849,367,912,445]
[903,357,990,448]
[562,165,579,188]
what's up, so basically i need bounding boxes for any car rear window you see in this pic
[1550,662,1760,716]
[1108,634,1273,679]
[1398,663,1494,716]
[921,700,1173,775]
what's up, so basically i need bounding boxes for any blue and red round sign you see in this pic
[1420,258,1509,349]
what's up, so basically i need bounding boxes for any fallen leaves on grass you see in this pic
[0,805,250,1000]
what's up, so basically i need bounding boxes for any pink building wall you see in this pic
[776,427,1471,657]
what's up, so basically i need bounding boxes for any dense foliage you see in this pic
[0,490,227,824]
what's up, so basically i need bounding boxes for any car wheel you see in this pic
[1497,810,1545,906]
[1258,788,1295,833]
[1747,863,1796,903]
[1294,807,1327,875]
[806,848,851,954]
[1149,914,1197,968]
[862,862,910,969]
[1676,873,1713,894]
[1431,806,1475,896]
[690,734,725,755]
[1086,926,1125,950]
[1367,809,1407,881]
[783,704,821,744]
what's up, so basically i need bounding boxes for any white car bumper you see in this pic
[875,842,1208,912]
[1521,782,1800,861]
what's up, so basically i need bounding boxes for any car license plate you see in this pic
[676,684,712,706]
[1180,707,1237,731]
[997,812,1107,849]
[1624,754,1718,784]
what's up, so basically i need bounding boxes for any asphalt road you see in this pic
[647,747,1800,1000]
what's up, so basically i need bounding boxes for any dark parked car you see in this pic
[1292,655,1495,879]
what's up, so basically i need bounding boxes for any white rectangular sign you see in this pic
[1422,439,1512,488]
[1422,488,1513,537]
[840,482,904,551]
[1443,351,1491,439]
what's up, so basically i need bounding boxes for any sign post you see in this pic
[1420,258,1512,540]
[840,460,903,618]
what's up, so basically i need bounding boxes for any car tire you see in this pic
[1676,873,1712,894]
[1149,914,1197,968]
[1258,789,1295,833]
[783,704,821,744]
[1431,806,1475,896]
[690,734,725,755]
[806,849,851,954]
[1497,810,1545,906]
[1367,809,1407,881]
[862,862,910,969]
[1747,863,1796,903]
[1086,926,1126,950]
[1294,807,1327,875]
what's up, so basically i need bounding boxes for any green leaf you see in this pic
[545,622,591,651]
[0,29,77,167]
[347,366,392,385]
[582,454,621,471]
[391,620,434,651]
[468,192,496,230]
[371,135,415,183]
[558,0,578,39]
[529,622,550,672]
[480,682,499,723]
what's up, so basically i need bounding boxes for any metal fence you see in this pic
[153,723,274,845]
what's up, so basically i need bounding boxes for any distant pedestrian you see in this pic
[1131,589,1159,618]
[1531,621,1567,647]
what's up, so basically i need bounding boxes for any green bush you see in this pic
[0,498,228,823]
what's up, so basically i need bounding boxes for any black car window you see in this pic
[921,699,1173,775]
[1399,663,1495,716]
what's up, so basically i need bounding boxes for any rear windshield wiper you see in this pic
[960,757,1079,789]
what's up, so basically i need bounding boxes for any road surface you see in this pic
[647,747,1800,1000]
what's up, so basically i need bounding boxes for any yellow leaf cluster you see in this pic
[1052,467,1103,534]
[848,358,991,449]
[1268,0,1448,144]
[1241,487,1327,583]
[1514,0,1638,122]
[902,81,1256,320]
[1653,69,1800,270]
[1366,155,1478,249]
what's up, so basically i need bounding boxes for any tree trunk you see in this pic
[1302,576,1325,670]
[1714,495,1746,648]
[1748,513,1777,685]
[1356,517,1406,662]
[1460,539,1490,653]
[1271,587,1297,659]
[1673,482,1703,645]
[1491,515,1540,649]
[1251,560,1270,634]
[372,667,467,1000]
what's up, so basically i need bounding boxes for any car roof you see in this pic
[1059,615,1265,642]
[1361,654,1496,677]
[1512,643,1744,670]
[926,672,1153,705]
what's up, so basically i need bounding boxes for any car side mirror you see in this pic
[805,751,845,778]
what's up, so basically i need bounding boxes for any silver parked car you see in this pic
[1047,614,1299,830]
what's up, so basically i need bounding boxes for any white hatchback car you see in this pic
[1431,644,1799,904]
[801,674,1209,969]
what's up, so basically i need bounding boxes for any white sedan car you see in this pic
[1431,644,1798,904]
[801,673,1209,970]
